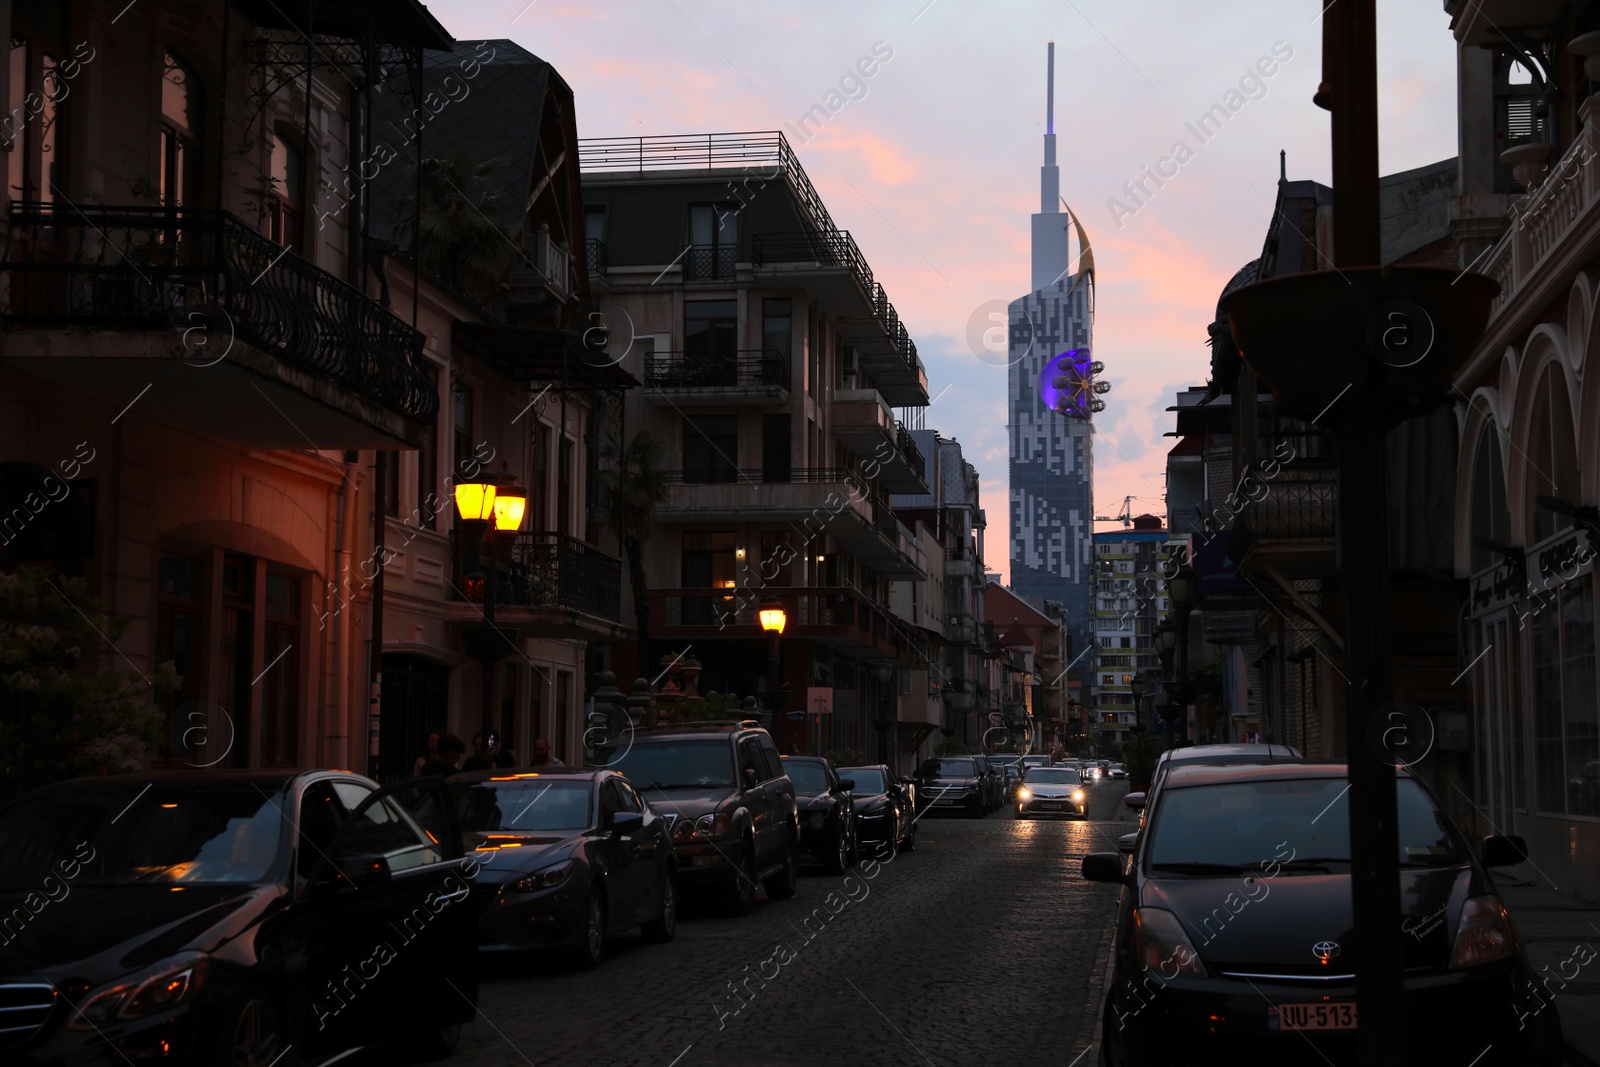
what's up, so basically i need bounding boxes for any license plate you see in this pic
[936,798,962,805]
[1039,801,1063,809]
[1269,1003,1357,1031]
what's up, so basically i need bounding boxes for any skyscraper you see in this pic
[1009,41,1096,669]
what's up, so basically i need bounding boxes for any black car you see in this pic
[988,755,1025,799]
[593,720,799,916]
[451,768,675,969]
[838,765,916,857]
[781,757,857,874]
[911,756,987,818]
[0,771,476,1066]
[1083,762,1563,1065]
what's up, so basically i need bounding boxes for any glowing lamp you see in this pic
[759,596,788,634]
[491,469,527,533]
[454,473,497,523]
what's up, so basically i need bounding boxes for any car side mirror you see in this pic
[742,767,758,790]
[838,779,856,791]
[1481,834,1528,868]
[1117,832,1138,855]
[1082,852,1126,883]
[1123,792,1146,810]
[311,852,392,895]
[610,810,645,836]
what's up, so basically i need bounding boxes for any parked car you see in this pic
[1108,763,1127,779]
[1016,765,1088,819]
[911,756,987,818]
[781,756,857,874]
[973,753,1004,811]
[1020,754,1052,771]
[838,765,916,857]
[988,754,1025,798]
[450,768,675,968]
[592,720,799,916]
[1082,762,1561,1065]
[0,771,477,1065]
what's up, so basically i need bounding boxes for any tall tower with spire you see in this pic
[1009,41,1097,671]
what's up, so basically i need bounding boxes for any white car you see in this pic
[1015,766,1087,819]
[1107,763,1126,779]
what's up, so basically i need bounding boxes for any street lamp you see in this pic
[455,465,525,747]
[758,595,789,726]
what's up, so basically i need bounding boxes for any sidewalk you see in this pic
[1496,876,1600,1067]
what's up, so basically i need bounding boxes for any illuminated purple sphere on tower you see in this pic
[1039,347,1107,420]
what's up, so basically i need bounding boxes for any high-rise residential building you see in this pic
[1009,42,1096,668]
[1091,517,1169,744]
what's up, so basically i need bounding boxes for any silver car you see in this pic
[1015,766,1086,819]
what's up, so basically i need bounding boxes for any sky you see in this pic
[443,0,1462,581]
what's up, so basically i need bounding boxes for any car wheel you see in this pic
[724,843,758,916]
[218,985,292,1067]
[641,868,677,943]
[572,890,605,969]
[826,827,849,875]
[901,820,915,852]
[764,833,800,899]
[410,1022,462,1061]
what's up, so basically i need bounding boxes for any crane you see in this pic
[1095,495,1136,527]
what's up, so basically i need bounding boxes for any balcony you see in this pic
[2,204,436,446]
[752,229,874,320]
[685,244,737,281]
[1231,463,1339,580]
[649,585,928,666]
[505,226,573,315]
[448,531,628,641]
[945,614,978,644]
[643,350,787,405]
[586,238,607,280]
[830,389,927,492]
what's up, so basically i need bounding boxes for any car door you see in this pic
[737,737,776,864]
[303,778,476,1047]
[596,778,650,930]
[757,733,795,855]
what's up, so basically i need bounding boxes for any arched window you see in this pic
[1469,427,1511,572]
[1526,366,1581,543]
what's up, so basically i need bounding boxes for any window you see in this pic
[453,380,474,477]
[762,414,790,484]
[266,129,304,248]
[159,53,201,209]
[530,425,549,532]
[681,531,736,625]
[1527,368,1580,544]
[684,415,739,483]
[585,205,606,243]
[762,297,791,378]
[738,738,767,782]
[1533,583,1598,816]
[416,366,439,529]
[685,299,737,380]
[556,671,573,766]
[383,451,400,517]
[156,552,202,763]
[558,437,573,535]
[262,572,301,767]
[7,35,66,206]
[687,204,737,279]
[757,734,784,779]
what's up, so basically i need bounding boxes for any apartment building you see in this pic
[579,132,935,762]
[1091,517,1168,743]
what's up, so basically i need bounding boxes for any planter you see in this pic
[1572,31,1600,84]
[1501,142,1553,190]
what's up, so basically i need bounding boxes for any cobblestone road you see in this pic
[444,781,1134,1067]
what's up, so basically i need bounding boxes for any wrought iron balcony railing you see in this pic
[660,466,854,485]
[451,531,622,621]
[896,423,925,478]
[685,244,736,280]
[2,204,437,423]
[1234,464,1339,541]
[585,238,607,278]
[645,350,786,389]
[751,229,874,298]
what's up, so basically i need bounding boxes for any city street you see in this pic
[448,784,1131,1067]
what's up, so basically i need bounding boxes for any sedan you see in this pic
[0,771,476,1065]
[452,769,675,969]
[1082,762,1563,1065]
[838,765,916,857]
[1015,766,1087,819]
[781,756,857,874]
[1108,763,1127,780]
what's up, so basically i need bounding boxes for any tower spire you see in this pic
[1042,41,1060,214]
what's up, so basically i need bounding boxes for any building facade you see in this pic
[1091,517,1168,744]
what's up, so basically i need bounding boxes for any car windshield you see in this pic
[841,768,887,793]
[600,740,734,790]
[1145,777,1466,872]
[785,763,830,795]
[453,779,593,832]
[1023,768,1079,785]
[922,759,975,777]
[0,784,288,887]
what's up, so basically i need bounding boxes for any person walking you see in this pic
[418,733,466,776]
[412,731,442,777]
[531,738,564,767]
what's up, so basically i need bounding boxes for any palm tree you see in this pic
[599,431,670,674]
[388,149,519,307]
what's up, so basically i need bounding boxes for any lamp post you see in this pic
[758,595,789,730]
[455,465,526,747]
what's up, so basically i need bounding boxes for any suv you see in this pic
[593,720,799,916]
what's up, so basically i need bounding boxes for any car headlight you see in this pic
[1132,907,1207,978]
[859,804,888,818]
[511,859,576,893]
[1449,894,1515,968]
[1017,788,1032,800]
[1073,790,1085,802]
[694,812,730,839]
[69,955,208,1029]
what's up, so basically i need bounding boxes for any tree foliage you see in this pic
[0,567,180,798]
[600,432,671,674]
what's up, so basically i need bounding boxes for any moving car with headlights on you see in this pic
[911,756,988,818]
[452,768,675,969]
[592,720,799,917]
[780,756,857,874]
[0,771,476,1066]
[1082,762,1562,1065]
[838,765,916,857]
[1015,765,1087,819]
